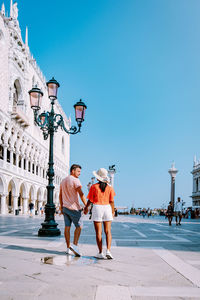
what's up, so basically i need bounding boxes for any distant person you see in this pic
[29,202,34,217]
[59,164,87,257]
[84,168,115,259]
[174,197,183,225]
[167,201,174,226]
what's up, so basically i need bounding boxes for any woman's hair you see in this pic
[98,181,107,192]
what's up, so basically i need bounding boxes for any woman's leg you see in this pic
[103,221,112,251]
[94,222,103,253]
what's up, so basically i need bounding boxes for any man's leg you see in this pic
[64,226,71,248]
[179,213,182,225]
[73,226,82,245]
[94,222,103,253]
[103,221,112,250]
[175,214,178,225]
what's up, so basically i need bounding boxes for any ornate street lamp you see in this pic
[29,77,87,236]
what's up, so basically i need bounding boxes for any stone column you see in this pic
[13,195,18,215]
[23,198,28,215]
[10,149,13,165]
[15,152,19,168]
[168,163,178,209]
[108,167,116,188]
[0,194,7,215]
[3,145,7,162]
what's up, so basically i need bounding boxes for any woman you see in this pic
[167,201,174,226]
[84,168,115,259]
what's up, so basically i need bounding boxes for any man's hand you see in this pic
[59,207,63,215]
[84,207,89,215]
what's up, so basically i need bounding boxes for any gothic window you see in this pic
[18,194,21,206]
[32,163,34,174]
[13,80,22,108]
[36,166,38,175]
[62,136,65,154]
[0,30,5,45]
[19,156,22,168]
[24,158,26,170]
[0,145,3,160]
[8,191,12,206]
[32,76,35,87]
[13,153,16,165]
[28,161,31,172]
[13,83,18,106]
[196,179,199,192]
[43,169,45,178]
[7,150,10,163]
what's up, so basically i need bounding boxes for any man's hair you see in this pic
[177,197,181,201]
[70,164,82,173]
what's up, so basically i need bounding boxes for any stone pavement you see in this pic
[0,215,200,299]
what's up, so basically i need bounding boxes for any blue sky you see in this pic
[4,0,200,209]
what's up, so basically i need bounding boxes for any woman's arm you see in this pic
[110,202,115,216]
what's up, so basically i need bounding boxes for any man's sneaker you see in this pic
[95,252,106,259]
[65,248,73,255]
[69,244,81,257]
[106,250,114,259]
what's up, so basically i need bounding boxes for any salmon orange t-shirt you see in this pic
[59,175,82,211]
[87,183,115,205]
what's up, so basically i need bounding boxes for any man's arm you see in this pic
[83,200,92,214]
[59,186,63,214]
[77,186,87,206]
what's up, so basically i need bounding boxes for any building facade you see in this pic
[191,157,200,208]
[0,1,70,215]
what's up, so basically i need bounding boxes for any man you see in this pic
[59,164,87,256]
[174,197,183,226]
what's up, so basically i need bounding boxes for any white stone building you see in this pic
[191,156,200,208]
[0,1,70,215]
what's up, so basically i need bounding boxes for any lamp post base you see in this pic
[38,221,61,237]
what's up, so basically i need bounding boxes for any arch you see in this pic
[43,189,47,205]
[37,186,44,201]
[8,177,18,196]
[0,174,7,194]
[29,185,36,201]
[19,182,29,198]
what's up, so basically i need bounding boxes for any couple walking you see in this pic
[59,164,115,259]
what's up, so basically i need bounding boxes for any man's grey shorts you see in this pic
[63,207,83,228]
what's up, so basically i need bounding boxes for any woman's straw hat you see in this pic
[93,168,110,183]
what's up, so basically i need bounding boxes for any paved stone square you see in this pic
[0,215,200,299]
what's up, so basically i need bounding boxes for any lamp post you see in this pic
[28,77,87,237]
[108,165,116,187]
[168,162,178,209]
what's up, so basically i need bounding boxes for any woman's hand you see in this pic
[84,207,89,215]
